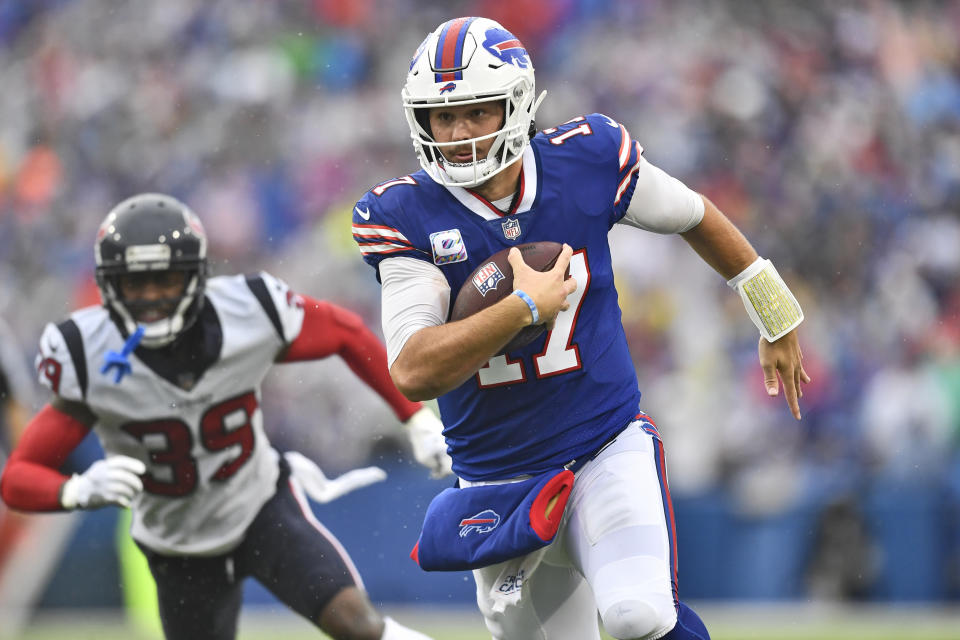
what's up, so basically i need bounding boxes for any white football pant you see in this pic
[473,420,679,640]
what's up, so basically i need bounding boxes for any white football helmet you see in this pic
[402,17,546,188]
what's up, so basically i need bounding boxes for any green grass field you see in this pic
[9,605,960,640]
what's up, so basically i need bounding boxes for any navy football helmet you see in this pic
[94,193,208,347]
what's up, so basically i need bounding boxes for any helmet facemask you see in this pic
[97,263,206,349]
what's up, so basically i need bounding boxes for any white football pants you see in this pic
[472,420,679,640]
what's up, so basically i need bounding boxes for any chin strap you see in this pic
[100,325,145,384]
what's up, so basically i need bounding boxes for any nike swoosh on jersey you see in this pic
[355,206,371,220]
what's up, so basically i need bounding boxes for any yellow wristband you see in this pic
[728,257,803,342]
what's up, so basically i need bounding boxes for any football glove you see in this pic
[404,407,453,479]
[60,455,146,510]
[284,451,386,503]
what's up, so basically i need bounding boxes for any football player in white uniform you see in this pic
[0,194,445,640]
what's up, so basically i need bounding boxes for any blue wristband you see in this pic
[511,290,540,325]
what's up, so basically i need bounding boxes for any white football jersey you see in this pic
[35,272,304,555]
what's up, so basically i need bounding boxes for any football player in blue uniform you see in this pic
[353,17,809,640]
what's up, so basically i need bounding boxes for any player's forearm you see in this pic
[281,297,424,419]
[0,403,92,511]
[338,324,422,421]
[0,459,68,511]
[680,195,758,279]
[390,294,532,401]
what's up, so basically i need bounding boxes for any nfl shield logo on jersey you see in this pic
[472,262,505,296]
[430,229,468,265]
[501,218,521,240]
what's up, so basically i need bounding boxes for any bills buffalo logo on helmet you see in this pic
[472,262,505,296]
[459,509,501,537]
[482,27,530,69]
[439,82,457,94]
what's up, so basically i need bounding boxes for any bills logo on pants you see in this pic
[459,509,501,536]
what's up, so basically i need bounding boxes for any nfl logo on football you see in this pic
[502,218,521,240]
[472,262,505,296]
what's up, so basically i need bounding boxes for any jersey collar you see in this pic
[442,145,539,221]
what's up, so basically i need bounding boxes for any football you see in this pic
[450,241,564,355]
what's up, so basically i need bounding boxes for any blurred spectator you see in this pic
[804,495,880,601]
[0,316,32,448]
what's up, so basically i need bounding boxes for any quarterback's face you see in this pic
[428,100,505,163]
[118,270,187,323]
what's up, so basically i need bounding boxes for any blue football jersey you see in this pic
[354,113,646,480]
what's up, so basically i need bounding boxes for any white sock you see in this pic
[380,616,434,640]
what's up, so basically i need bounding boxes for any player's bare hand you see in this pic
[758,329,811,420]
[509,244,577,326]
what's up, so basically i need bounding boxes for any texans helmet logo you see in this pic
[459,509,501,537]
[482,28,530,69]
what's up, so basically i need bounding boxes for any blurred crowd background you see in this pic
[1,0,960,618]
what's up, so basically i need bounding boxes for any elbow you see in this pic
[399,387,434,403]
[390,365,441,402]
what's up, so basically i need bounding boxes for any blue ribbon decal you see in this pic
[100,326,145,384]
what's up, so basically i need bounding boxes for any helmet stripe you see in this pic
[434,16,475,82]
